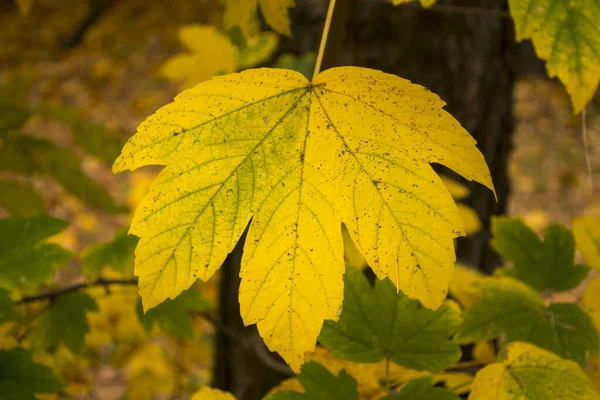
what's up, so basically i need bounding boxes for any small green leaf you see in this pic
[379,376,460,400]
[470,342,600,400]
[492,217,589,292]
[0,179,46,217]
[0,216,72,292]
[31,292,99,354]
[319,267,462,372]
[0,135,124,213]
[455,277,599,367]
[136,287,212,337]
[0,103,29,132]
[81,229,139,278]
[264,361,358,400]
[0,347,64,399]
[0,289,19,323]
[273,53,316,79]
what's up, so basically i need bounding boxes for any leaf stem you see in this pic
[384,355,391,392]
[313,0,337,79]
[582,107,593,191]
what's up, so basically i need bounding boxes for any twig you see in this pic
[17,277,138,304]
[314,0,338,78]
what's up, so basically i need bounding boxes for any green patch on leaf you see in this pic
[455,277,598,367]
[0,347,64,400]
[0,179,46,217]
[264,361,358,400]
[0,216,72,293]
[319,267,462,372]
[492,217,589,292]
[0,289,19,323]
[136,287,212,338]
[0,135,124,213]
[380,376,460,400]
[81,229,139,278]
[31,292,99,354]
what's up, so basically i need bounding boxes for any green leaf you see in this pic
[470,342,600,400]
[454,277,599,367]
[0,347,64,399]
[0,179,46,217]
[0,289,19,323]
[0,216,72,292]
[378,376,460,400]
[31,292,99,354]
[508,0,600,114]
[319,267,462,372]
[273,53,316,79]
[0,103,29,132]
[136,287,212,337]
[81,229,139,278]
[492,217,589,292]
[0,135,124,213]
[35,104,124,164]
[265,361,358,400]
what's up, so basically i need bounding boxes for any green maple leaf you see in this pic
[470,342,600,400]
[319,266,462,372]
[30,292,99,354]
[81,228,139,278]
[264,361,358,400]
[0,289,19,323]
[136,287,212,337]
[454,277,598,367]
[492,217,590,292]
[379,376,460,400]
[0,348,64,400]
[0,216,72,293]
[113,67,493,371]
[509,0,600,113]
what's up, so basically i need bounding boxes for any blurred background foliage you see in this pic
[0,0,599,399]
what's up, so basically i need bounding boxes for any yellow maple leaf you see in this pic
[508,0,600,114]
[583,275,600,332]
[160,25,238,89]
[448,263,484,308]
[192,387,236,400]
[573,215,600,270]
[224,0,294,38]
[114,67,493,371]
[470,342,600,399]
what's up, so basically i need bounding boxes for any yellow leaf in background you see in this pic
[392,0,436,7]
[259,0,294,36]
[160,25,238,89]
[574,215,600,270]
[470,342,600,400]
[224,0,294,38]
[472,341,496,365]
[457,204,481,236]
[126,342,174,399]
[448,263,484,308]
[436,372,472,395]
[114,67,493,371]
[583,275,600,331]
[192,387,236,400]
[521,209,550,231]
[587,355,600,392]
[238,32,280,69]
[343,225,368,269]
[15,0,34,16]
[508,0,600,114]
[440,176,469,200]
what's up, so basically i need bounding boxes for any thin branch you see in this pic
[17,277,138,304]
[314,0,338,78]
[362,0,511,18]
